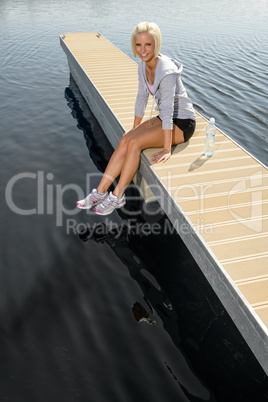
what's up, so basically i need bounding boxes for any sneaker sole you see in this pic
[94,200,126,215]
[76,199,104,210]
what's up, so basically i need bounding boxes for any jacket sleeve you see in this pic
[159,74,177,130]
[134,63,149,118]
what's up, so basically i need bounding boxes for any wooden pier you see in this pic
[60,32,268,375]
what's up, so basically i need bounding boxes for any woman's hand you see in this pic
[151,129,172,163]
[151,149,171,163]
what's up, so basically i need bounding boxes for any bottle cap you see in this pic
[210,118,215,124]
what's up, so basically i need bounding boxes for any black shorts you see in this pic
[157,116,196,142]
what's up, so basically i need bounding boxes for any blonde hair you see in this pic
[131,22,162,58]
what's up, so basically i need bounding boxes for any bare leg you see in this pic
[97,142,127,193]
[113,120,184,198]
[97,118,162,193]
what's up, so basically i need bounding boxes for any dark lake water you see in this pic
[0,0,268,401]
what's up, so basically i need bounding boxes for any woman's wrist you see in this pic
[163,129,172,151]
[133,115,142,128]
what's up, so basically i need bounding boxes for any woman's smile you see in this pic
[135,32,155,62]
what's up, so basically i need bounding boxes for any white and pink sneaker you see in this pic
[76,189,108,210]
[94,191,126,215]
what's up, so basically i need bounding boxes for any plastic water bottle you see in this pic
[204,118,216,156]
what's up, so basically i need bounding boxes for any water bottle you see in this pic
[204,118,216,156]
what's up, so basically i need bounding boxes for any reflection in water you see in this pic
[65,77,114,174]
[78,219,268,401]
[132,302,156,325]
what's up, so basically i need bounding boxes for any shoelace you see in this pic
[102,196,112,206]
[84,192,102,205]
[102,195,119,207]
[87,192,99,201]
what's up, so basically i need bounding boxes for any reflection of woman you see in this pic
[77,21,196,216]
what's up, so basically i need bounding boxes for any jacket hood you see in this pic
[141,53,183,91]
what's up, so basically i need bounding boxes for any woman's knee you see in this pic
[126,137,142,153]
[117,136,129,152]
[117,136,140,155]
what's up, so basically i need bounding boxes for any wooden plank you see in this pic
[255,306,268,326]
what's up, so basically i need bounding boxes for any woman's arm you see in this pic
[158,75,176,130]
[151,75,176,163]
[134,62,149,121]
[122,115,142,136]
[163,129,172,151]
[133,115,143,128]
[151,129,172,163]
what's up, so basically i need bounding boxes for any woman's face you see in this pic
[135,32,155,62]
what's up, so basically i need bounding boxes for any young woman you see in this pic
[77,21,196,215]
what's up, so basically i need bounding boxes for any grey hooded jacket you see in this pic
[135,54,196,130]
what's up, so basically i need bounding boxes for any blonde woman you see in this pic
[77,21,196,215]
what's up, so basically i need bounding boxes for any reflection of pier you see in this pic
[78,220,267,398]
[60,32,268,374]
